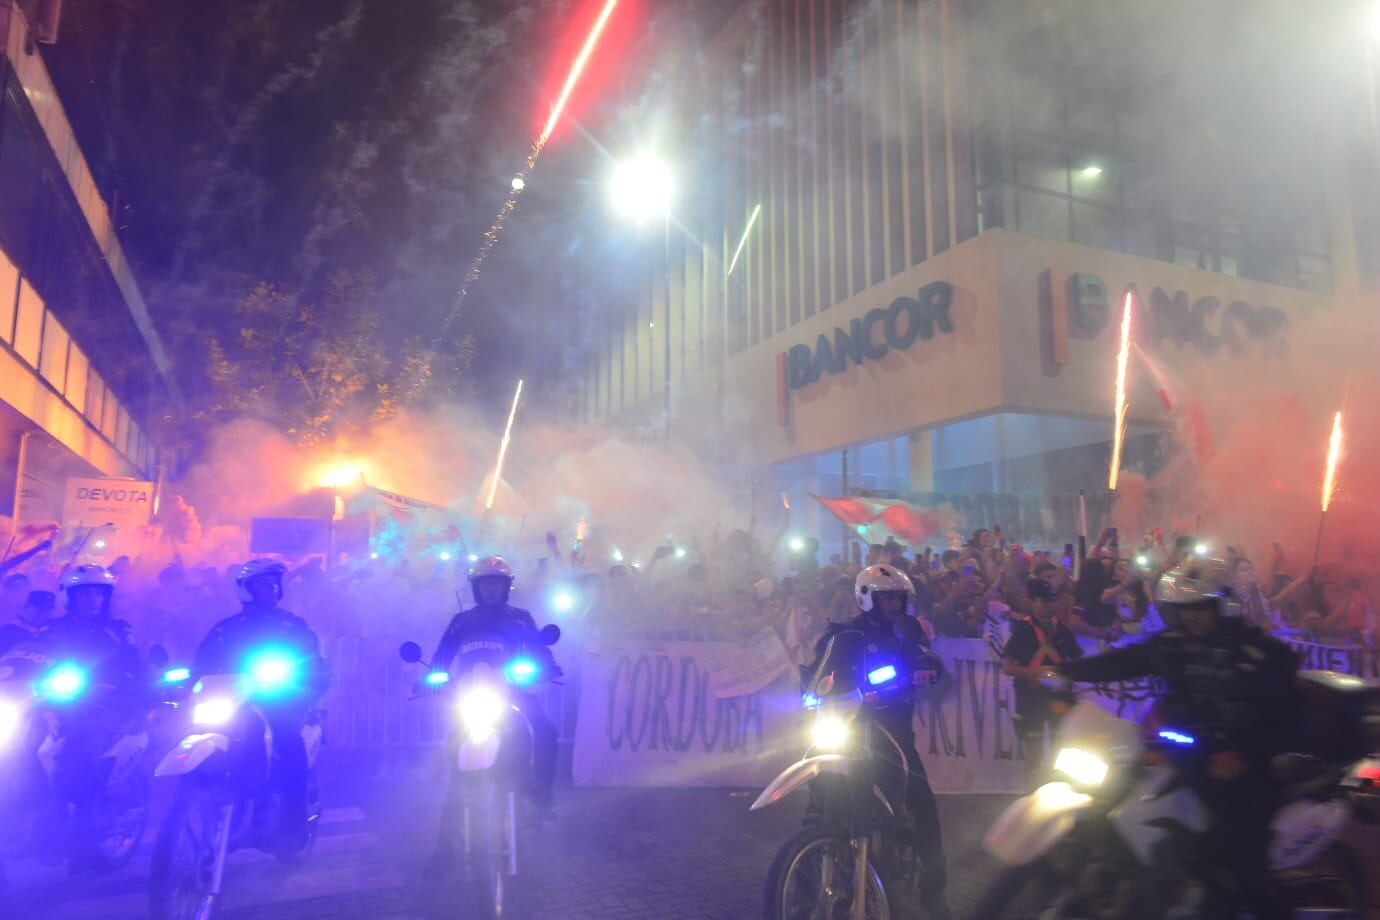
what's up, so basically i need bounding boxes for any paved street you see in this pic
[6,749,1013,919]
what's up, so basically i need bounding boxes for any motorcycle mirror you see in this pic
[540,624,561,646]
[148,644,170,670]
[398,641,423,663]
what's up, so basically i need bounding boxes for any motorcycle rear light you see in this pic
[866,665,898,686]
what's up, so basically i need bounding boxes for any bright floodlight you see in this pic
[511,175,526,192]
[610,154,673,224]
[439,551,453,562]
[94,540,107,549]
[1081,165,1103,177]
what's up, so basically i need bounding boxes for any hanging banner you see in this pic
[573,631,1376,794]
[707,626,793,699]
[573,634,800,788]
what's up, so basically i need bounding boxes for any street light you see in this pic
[609,154,674,224]
[609,152,675,439]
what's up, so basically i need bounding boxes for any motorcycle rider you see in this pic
[807,564,951,920]
[1049,557,1303,920]
[36,564,148,870]
[192,558,328,853]
[425,556,560,876]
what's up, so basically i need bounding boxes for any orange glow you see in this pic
[1321,411,1343,512]
[537,0,620,152]
[486,379,524,511]
[311,460,369,491]
[1108,291,1133,491]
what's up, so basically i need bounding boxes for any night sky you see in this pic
[39,0,741,410]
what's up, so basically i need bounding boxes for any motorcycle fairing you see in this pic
[458,732,503,772]
[750,754,849,811]
[983,781,1095,866]
[1107,763,1209,865]
[155,732,230,777]
[1269,797,1350,871]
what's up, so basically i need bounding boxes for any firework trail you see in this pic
[439,0,622,341]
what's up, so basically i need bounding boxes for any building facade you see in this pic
[0,1,173,534]
[576,0,1376,549]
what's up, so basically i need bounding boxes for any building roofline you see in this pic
[0,0,183,411]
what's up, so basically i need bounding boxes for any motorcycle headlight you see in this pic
[457,685,507,743]
[1054,746,1109,787]
[192,697,236,726]
[810,714,850,752]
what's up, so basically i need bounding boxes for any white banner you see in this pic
[572,634,799,788]
[707,626,793,699]
[572,630,1377,794]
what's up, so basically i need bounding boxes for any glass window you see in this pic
[1013,135,1068,195]
[66,344,87,412]
[39,311,68,391]
[13,279,43,368]
[1016,188,1070,242]
[1072,202,1118,249]
[0,247,17,344]
[86,371,105,430]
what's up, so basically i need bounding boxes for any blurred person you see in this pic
[1,571,30,619]
[1051,559,1303,920]
[806,564,951,919]
[193,559,328,854]
[865,543,886,567]
[0,588,55,655]
[1230,557,1278,630]
[1003,578,1082,788]
[1308,575,1371,643]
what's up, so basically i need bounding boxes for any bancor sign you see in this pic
[782,280,956,390]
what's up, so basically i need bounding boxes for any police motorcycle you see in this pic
[978,672,1380,919]
[750,618,934,920]
[147,649,325,920]
[0,641,152,889]
[398,622,561,920]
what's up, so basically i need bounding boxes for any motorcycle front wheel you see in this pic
[91,770,150,872]
[149,787,228,920]
[765,825,891,920]
[463,780,507,920]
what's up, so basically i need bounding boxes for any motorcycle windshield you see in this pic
[807,629,867,699]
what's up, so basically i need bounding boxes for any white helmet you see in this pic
[1156,558,1239,616]
[468,555,514,605]
[236,558,287,603]
[855,564,915,613]
[60,564,116,602]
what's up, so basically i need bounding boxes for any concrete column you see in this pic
[908,429,935,493]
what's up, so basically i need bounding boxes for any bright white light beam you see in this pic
[486,379,525,511]
[726,204,762,277]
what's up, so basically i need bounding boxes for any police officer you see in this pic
[39,564,148,870]
[1051,558,1302,920]
[808,564,951,920]
[193,559,328,853]
[425,556,560,876]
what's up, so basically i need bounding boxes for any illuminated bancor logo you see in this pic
[1040,269,1289,367]
[778,280,955,398]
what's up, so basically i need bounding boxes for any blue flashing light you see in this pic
[1158,729,1197,747]
[424,671,450,687]
[40,663,88,703]
[801,693,821,709]
[505,658,539,686]
[867,664,898,686]
[163,667,192,683]
[244,648,299,695]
